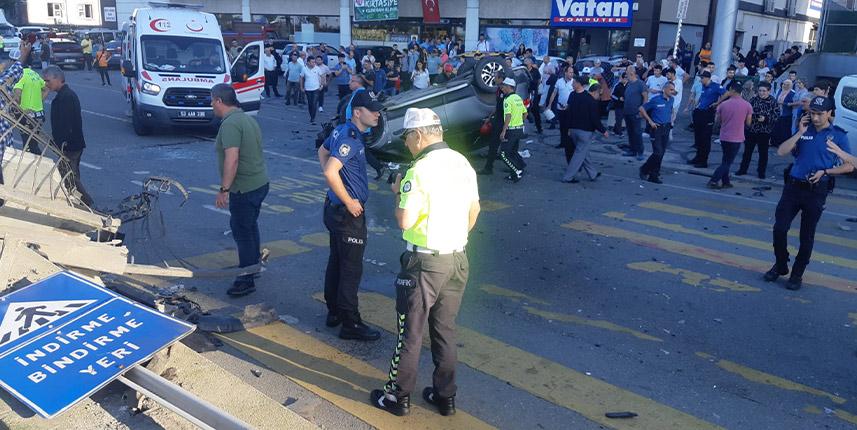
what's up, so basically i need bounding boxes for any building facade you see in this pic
[21,0,117,27]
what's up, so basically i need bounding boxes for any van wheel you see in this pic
[473,56,510,93]
[132,104,152,136]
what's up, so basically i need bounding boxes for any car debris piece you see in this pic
[605,412,638,419]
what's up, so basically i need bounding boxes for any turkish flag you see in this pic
[422,0,440,24]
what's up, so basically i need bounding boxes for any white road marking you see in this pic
[203,204,230,216]
[44,100,131,123]
[263,149,317,165]
[79,161,102,170]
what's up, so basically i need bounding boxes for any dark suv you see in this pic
[49,39,85,69]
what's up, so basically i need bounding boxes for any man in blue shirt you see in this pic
[765,96,854,290]
[688,71,724,167]
[638,82,675,184]
[318,91,384,340]
[331,53,352,99]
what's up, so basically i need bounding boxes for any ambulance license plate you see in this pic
[179,111,206,118]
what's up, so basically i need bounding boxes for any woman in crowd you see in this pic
[411,61,430,90]
[771,79,795,146]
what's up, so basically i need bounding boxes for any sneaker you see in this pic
[227,279,256,297]
[639,167,647,181]
[562,178,580,184]
[622,151,637,157]
[325,312,341,327]
[706,181,721,189]
[518,149,531,158]
[591,172,602,182]
[423,387,456,416]
[339,320,381,341]
[786,276,802,290]
[504,172,523,183]
[763,264,789,282]
[318,106,324,112]
[721,183,734,189]
[370,390,410,416]
[647,176,663,184]
[636,154,645,161]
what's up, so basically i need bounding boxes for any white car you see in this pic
[834,75,857,141]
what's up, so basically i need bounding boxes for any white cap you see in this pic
[502,77,517,87]
[395,108,442,135]
[8,49,20,61]
[582,67,592,74]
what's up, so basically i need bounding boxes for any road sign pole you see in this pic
[673,0,689,58]
[119,366,250,430]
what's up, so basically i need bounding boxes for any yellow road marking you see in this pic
[638,201,857,250]
[182,240,311,268]
[695,352,846,405]
[190,186,294,214]
[523,306,663,342]
[300,232,330,247]
[835,408,857,425]
[828,195,857,209]
[849,313,857,327]
[803,405,822,414]
[695,199,770,216]
[216,323,494,430]
[480,200,511,212]
[627,261,761,293]
[564,220,857,294]
[785,296,812,304]
[479,284,550,305]
[320,292,724,430]
[606,212,857,270]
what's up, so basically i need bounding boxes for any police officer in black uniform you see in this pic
[478,71,505,175]
[764,96,853,290]
[318,91,384,340]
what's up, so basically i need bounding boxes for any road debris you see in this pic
[605,411,638,419]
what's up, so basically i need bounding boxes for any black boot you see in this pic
[325,312,341,327]
[370,390,410,416]
[423,387,455,416]
[339,315,381,341]
[763,264,789,282]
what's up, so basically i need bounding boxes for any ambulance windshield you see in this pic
[141,35,225,74]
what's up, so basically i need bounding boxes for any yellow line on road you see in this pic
[299,232,330,247]
[523,306,663,342]
[606,212,857,270]
[627,261,761,293]
[479,200,511,212]
[563,220,857,294]
[182,240,312,269]
[479,284,550,305]
[638,201,857,250]
[321,292,724,430]
[695,352,846,405]
[216,323,495,430]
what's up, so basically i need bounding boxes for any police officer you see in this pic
[499,77,528,182]
[371,108,480,417]
[764,96,853,290]
[687,71,724,168]
[317,90,383,341]
[638,81,675,184]
[478,71,505,175]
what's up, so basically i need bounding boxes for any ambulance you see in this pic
[121,4,264,135]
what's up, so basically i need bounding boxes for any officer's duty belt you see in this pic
[407,243,464,256]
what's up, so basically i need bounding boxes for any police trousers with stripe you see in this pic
[323,199,368,322]
[384,250,469,399]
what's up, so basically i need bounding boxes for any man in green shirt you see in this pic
[211,83,269,297]
[499,77,527,182]
[14,58,48,154]
[80,35,93,71]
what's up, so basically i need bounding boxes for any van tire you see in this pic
[132,104,153,136]
[473,56,510,93]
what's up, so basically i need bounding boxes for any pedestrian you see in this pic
[210,84,269,297]
[411,61,429,90]
[765,96,853,290]
[720,66,736,89]
[228,39,241,61]
[284,53,302,106]
[498,77,527,182]
[707,83,753,189]
[315,56,330,112]
[262,45,281,97]
[426,49,441,84]
[735,60,749,77]
[373,60,387,94]
[476,34,491,52]
[93,46,111,86]
[385,60,400,96]
[548,67,574,153]
[0,44,31,201]
[370,107,480,417]
[665,68,682,129]
[80,35,92,71]
[645,64,667,96]
[42,66,94,207]
[737,82,779,178]
[611,73,627,136]
[524,58,542,134]
[331,53,352,99]
[318,90,384,341]
[14,52,47,155]
[771,79,795,146]
[478,72,506,175]
[687,71,724,167]
[622,65,648,160]
[562,77,608,183]
[638,82,676,184]
[301,55,322,124]
[361,49,376,67]
[39,36,51,70]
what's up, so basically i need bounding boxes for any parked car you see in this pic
[18,26,51,38]
[49,39,85,69]
[834,75,857,140]
[363,54,530,162]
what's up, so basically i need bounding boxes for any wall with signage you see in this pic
[550,0,633,28]
[354,0,399,22]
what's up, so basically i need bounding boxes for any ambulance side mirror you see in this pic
[121,59,134,77]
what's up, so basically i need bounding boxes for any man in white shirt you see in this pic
[548,67,575,153]
[262,46,281,97]
[735,60,749,77]
[645,64,668,95]
[301,56,323,124]
[361,49,376,67]
[590,59,604,77]
[476,34,491,52]
[669,58,687,83]
[315,56,330,113]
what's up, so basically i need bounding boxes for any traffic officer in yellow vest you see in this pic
[14,52,48,154]
[371,108,481,417]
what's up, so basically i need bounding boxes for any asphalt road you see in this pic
[37,68,857,429]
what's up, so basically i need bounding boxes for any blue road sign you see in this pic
[0,271,195,418]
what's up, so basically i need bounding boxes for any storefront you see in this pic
[350,18,465,45]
